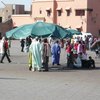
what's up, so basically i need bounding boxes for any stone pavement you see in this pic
[0,40,100,100]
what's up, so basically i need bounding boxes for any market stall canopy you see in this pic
[66,28,82,37]
[6,22,70,39]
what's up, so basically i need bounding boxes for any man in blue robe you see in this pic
[51,40,61,65]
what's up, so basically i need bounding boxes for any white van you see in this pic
[81,32,92,37]
[73,32,92,41]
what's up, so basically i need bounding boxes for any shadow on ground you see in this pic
[0,77,26,80]
[48,64,100,72]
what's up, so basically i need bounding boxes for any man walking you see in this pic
[0,38,11,63]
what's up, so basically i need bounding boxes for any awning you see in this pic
[56,7,62,11]
[75,8,86,10]
[75,8,93,11]
[86,8,93,11]
[46,8,51,11]
[75,25,82,28]
[65,7,71,10]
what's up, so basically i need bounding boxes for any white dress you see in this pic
[0,40,4,55]
[74,57,82,68]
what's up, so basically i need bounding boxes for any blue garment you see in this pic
[51,43,61,64]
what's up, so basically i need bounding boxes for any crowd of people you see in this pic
[28,37,61,72]
[0,35,99,71]
[19,35,98,72]
[65,37,96,69]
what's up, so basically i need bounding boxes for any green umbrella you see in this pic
[6,22,69,39]
[66,28,82,37]
[6,24,33,39]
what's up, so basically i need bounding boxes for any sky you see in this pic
[0,0,32,10]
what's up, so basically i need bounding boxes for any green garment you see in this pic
[29,40,43,70]
[28,51,32,67]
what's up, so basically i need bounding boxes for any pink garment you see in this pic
[74,43,78,51]
[77,44,83,54]
[82,44,86,53]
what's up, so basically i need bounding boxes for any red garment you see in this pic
[4,40,8,49]
[66,45,71,53]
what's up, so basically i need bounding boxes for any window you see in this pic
[57,10,62,16]
[46,10,51,16]
[39,10,42,14]
[56,8,62,16]
[46,8,51,16]
[75,10,85,16]
[66,10,70,16]
[65,7,71,16]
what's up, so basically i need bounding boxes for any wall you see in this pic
[10,0,100,37]
[31,0,87,30]
[0,19,13,37]
[0,4,13,22]
[87,0,100,37]
[12,15,33,26]
[32,0,54,23]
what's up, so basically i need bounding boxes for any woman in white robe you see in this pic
[29,38,43,71]
[0,37,5,55]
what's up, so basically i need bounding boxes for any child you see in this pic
[88,56,95,68]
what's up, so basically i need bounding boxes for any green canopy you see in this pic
[66,28,82,37]
[6,24,33,39]
[6,22,70,39]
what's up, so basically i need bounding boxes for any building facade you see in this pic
[31,0,100,37]
[9,0,100,37]
[0,4,31,37]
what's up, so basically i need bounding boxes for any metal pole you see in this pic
[0,0,7,7]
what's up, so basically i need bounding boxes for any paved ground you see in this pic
[0,40,100,100]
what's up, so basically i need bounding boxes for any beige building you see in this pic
[0,4,13,22]
[0,4,30,37]
[31,0,100,37]
[5,0,100,37]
